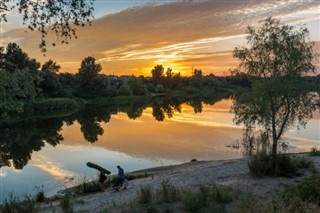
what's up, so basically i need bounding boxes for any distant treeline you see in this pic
[0,43,319,118]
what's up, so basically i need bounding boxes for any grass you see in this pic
[60,193,73,213]
[248,153,315,177]
[0,193,38,213]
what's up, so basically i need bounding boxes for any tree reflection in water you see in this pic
[0,94,230,170]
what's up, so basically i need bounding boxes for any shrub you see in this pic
[158,179,180,202]
[60,193,73,213]
[212,185,233,204]
[1,194,38,213]
[137,185,153,204]
[284,173,320,204]
[248,153,303,177]
[34,98,81,112]
[182,190,205,212]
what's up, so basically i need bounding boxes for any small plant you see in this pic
[159,179,180,202]
[34,185,45,202]
[283,173,320,204]
[212,185,233,204]
[309,147,320,156]
[60,193,73,213]
[1,193,38,213]
[182,190,204,212]
[137,185,153,204]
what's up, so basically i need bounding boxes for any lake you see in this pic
[0,97,319,202]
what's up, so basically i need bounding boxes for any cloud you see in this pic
[31,153,76,180]
[0,170,6,177]
[2,0,319,75]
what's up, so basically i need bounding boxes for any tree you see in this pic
[0,0,94,52]
[40,60,62,97]
[41,60,61,73]
[151,65,164,84]
[77,56,104,96]
[234,17,315,78]
[3,43,40,73]
[232,17,317,175]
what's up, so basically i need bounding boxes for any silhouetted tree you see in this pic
[0,0,94,52]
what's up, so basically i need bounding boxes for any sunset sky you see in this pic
[1,0,319,76]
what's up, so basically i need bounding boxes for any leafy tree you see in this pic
[0,0,94,52]
[193,69,202,77]
[125,76,147,95]
[0,71,39,118]
[234,17,315,78]
[40,60,62,97]
[232,17,317,175]
[3,43,40,73]
[41,60,61,73]
[151,65,164,84]
[77,56,105,97]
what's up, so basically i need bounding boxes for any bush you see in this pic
[137,185,153,204]
[248,153,304,177]
[284,173,320,204]
[1,194,38,213]
[309,147,320,156]
[158,179,180,202]
[60,193,73,213]
[34,98,81,112]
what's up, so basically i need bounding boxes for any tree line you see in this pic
[0,42,251,119]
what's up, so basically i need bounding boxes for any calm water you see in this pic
[0,98,319,202]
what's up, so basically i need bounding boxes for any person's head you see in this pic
[117,165,120,169]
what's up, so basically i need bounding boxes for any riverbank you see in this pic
[38,153,320,213]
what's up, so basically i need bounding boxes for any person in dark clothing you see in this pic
[98,171,107,192]
[117,165,128,189]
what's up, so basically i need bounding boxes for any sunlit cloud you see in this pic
[0,170,6,177]
[2,0,319,75]
[31,153,76,180]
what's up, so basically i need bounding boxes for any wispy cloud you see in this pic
[31,153,76,180]
[3,0,319,75]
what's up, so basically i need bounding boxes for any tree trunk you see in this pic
[272,137,278,176]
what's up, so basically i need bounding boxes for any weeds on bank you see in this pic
[0,193,38,213]
[248,153,315,177]
[309,147,320,156]
[129,181,233,213]
[60,193,73,213]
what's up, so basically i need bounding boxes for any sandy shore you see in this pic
[39,154,320,213]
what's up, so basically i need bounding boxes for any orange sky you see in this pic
[1,0,320,76]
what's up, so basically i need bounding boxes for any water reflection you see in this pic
[0,94,230,170]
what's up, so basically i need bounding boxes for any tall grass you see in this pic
[0,193,38,213]
[60,193,73,213]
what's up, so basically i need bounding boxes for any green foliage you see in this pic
[284,173,320,204]
[158,179,180,203]
[0,70,39,118]
[137,185,154,205]
[77,56,105,96]
[151,65,164,83]
[33,98,82,112]
[309,147,320,156]
[126,76,147,95]
[248,153,315,177]
[155,84,165,93]
[118,84,133,96]
[76,177,101,194]
[60,193,73,213]
[233,17,318,174]
[0,193,38,213]
[182,185,232,212]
